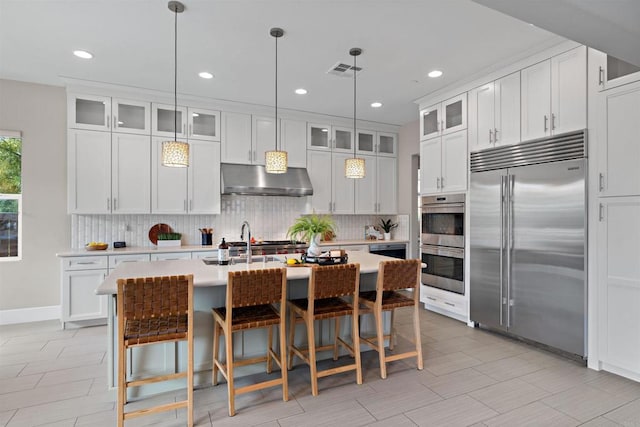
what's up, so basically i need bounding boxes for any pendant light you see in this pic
[162,1,189,167]
[345,47,365,179]
[265,27,288,174]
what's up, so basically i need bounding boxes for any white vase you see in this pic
[383,232,391,241]
[307,233,323,257]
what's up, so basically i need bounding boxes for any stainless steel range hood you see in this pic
[221,163,313,196]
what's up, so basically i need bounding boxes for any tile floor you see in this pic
[2,309,640,426]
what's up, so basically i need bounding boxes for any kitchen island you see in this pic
[97,251,395,396]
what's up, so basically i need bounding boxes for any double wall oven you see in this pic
[421,194,465,295]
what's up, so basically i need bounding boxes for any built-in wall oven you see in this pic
[421,194,465,295]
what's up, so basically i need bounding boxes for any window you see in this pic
[0,130,22,260]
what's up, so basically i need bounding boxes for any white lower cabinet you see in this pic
[420,285,467,319]
[598,197,640,376]
[61,256,108,327]
[150,252,192,261]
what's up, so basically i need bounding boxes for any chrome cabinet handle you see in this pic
[182,123,186,135]
[494,128,499,142]
[113,198,117,211]
[599,173,605,192]
[107,198,110,211]
[599,203,605,221]
[189,200,192,211]
[248,150,252,161]
[441,176,445,188]
[253,150,257,161]
[489,129,493,143]
[436,177,441,189]
[329,201,332,212]
[426,296,436,302]
[441,120,444,132]
[551,114,556,130]
[183,200,187,211]
[106,115,110,129]
[444,301,455,307]
[189,123,192,137]
[544,115,548,132]
[113,116,117,129]
[598,66,605,86]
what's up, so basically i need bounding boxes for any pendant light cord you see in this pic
[275,33,278,151]
[353,52,357,159]
[173,5,178,143]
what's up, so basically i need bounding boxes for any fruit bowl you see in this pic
[85,243,108,251]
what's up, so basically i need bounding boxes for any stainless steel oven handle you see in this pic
[420,244,464,258]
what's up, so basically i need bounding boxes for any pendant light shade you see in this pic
[346,47,365,179]
[162,1,189,168]
[265,27,288,174]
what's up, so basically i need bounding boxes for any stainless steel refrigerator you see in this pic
[470,130,587,357]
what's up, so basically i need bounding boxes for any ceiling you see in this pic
[474,0,640,68]
[0,0,566,126]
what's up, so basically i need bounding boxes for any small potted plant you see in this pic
[287,214,336,257]
[156,232,182,247]
[379,218,397,241]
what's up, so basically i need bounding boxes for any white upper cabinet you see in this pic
[420,130,467,195]
[331,152,355,214]
[221,112,252,164]
[111,133,151,214]
[68,94,111,131]
[356,129,376,155]
[377,132,397,157]
[187,107,220,141]
[188,140,221,214]
[67,130,111,213]
[420,93,467,141]
[355,155,397,214]
[307,150,333,213]
[307,123,332,150]
[597,82,640,197]
[355,154,377,214]
[151,137,188,214]
[252,115,277,165]
[152,103,187,138]
[521,46,586,141]
[469,72,520,152]
[592,48,640,92]
[113,99,151,135]
[280,119,307,168]
[307,123,354,153]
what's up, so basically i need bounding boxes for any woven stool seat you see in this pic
[117,275,194,426]
[124,315,188,345]
[359,259,423,379]
[288,264,362,396]
[359,290,414,310]
[289,297,353,320]
[212,305,280,331]
[212,268,288,417]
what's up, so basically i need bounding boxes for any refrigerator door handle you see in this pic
[500,175,505,326]
[507,174,515,328]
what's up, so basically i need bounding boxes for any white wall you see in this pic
[0,79,70,311]
[397,120,420,257]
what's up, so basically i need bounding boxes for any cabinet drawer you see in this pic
[62,256,108,271]
[191,251,218,259]
[108,253,151,269]
[150,252,192,261]
[421,285,467,316]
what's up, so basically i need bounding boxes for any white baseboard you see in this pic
[0,305,60,325]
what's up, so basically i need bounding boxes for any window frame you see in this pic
[0,129,22,261]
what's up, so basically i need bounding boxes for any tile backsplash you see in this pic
[71,195,408,248]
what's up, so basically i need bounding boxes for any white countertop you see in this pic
[96,250,392,295]
[58,240,409,257]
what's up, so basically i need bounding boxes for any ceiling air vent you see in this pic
[327,62,363,78]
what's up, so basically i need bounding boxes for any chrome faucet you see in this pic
[240,221,252,264]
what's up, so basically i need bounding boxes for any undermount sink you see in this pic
[202,255,280,265]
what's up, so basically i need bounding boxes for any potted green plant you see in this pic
[379,218,397,241]
[287,214,336,256]
[157,232,182,247]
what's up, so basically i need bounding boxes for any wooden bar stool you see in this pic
[211,268,288,417]
[116,275,194,427]
[288,263,362,396]
[359,259,423,379]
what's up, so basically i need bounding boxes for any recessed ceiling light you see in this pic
[73,50,93,59]
[428,70,443,78]
[371,102,383,108]
[295,88,308,95]
[198,71,214,79]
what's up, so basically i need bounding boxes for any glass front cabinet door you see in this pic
[377,132,397,157]
[332,126,354,153]
[420,104,440,141]
[113,99,150,135]
[442,93,467,135]
[356,129,376,155]
[69,94,111,131]
[307,123,332,150]
[187,108,220,141]
[152,103,187,138]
